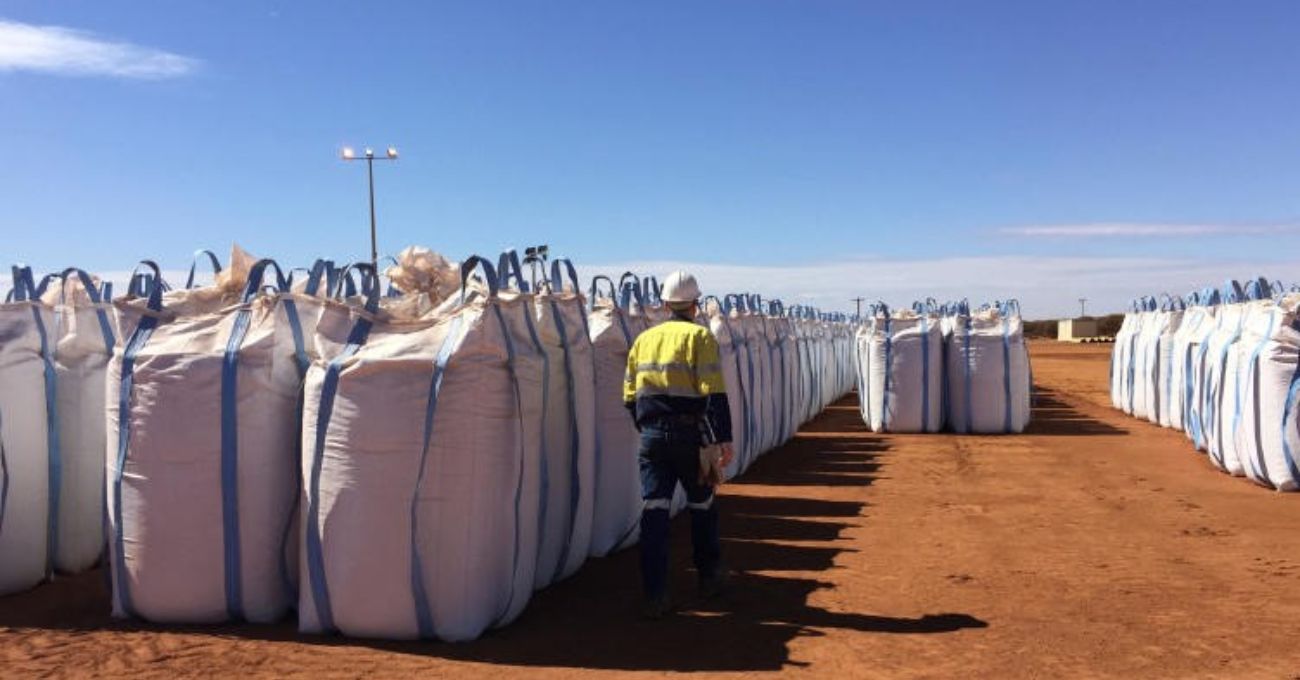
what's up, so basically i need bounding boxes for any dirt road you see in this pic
[4,341,1299,678]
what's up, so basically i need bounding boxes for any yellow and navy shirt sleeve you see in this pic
[622,320,732,443]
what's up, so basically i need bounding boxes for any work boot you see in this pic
[642,593,672,620]
[698,569,727,600]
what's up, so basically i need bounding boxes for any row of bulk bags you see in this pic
[706,298,857,476]
[0,265,117,596]
[1110,278,1300,491]
[945,301,1032,434]
[300,257,545,641]
[107,253,314,623]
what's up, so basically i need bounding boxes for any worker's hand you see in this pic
[719,443,735,468]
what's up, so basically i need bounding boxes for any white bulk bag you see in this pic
[1234,293,1300,490]
[107,258,308,623]
[1137,299,1185,428]
[1230,297,1283,486]
[586,278,644,557]
[1111,303,1146,414]
[299,258,545,641]
[1130,305,1161,421]
[0,267,55,595]
[39,269,117,573]
[1168,291,1219,435]
[528,259,596,587]
[861,306,944,433]
[946,303,1032,434]
[739,302,773,455]
[722,295,759,472]
[1200,282,1261,475]
[774,311,799,444]
[703,297,749,481]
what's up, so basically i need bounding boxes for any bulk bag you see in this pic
[0,267,55,595]
[586,277,644,556]
[39,269,117,573]
[945,302,1031,434]
[1111,302,1147,414]
[1168,289,1219,436]
[1130,304,1160,421]
[525,257,596,587]
[725,295,763,471]
[703,296,750,480]
[1233,292,1300,490]
[1138,297,1185,428]
[1200,281,1263,475]
[107,257,308,623]
[860,304,944,433]
[299,258,545,641]
[738,298,774,456]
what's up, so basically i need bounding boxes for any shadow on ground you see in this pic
[1024,387,1128,436]
[0,394,987,672]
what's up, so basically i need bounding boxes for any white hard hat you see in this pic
[662,270,701,303]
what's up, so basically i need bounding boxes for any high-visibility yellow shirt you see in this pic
[623,319,732,442]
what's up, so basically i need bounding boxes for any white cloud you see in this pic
[1001,222,1300,238]
[0,19,198,79]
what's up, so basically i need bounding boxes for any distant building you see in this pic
[1058,318,1100,342]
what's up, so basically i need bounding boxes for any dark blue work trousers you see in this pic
[638,425,721,600]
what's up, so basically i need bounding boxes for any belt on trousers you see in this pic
[642,414,701,429]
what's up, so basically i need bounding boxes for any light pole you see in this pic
[341,145,398,268]
[851,296,865,318]
[1078,297,1088,318]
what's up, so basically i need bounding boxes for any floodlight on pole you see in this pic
[341,144,398,268]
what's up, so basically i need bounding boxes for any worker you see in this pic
[623,270,734,619]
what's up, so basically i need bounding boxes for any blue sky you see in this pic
[3,2,1300,316]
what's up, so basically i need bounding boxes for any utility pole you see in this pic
[851,296,865,318]
[341,145,399,268]
[1078,297,1088,318]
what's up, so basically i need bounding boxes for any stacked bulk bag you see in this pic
[586,277,644,556]
[0,267,56,595]
[1233,290,1300,490]
[39,269,118,573]
[860,304,944,433]
[945,301,1032,434]
[107,254,310,623]
[1138,297,1186,428]
[525,257,596,587]
[299,257,546,641]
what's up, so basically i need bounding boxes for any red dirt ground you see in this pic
[4,340,1300,679]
